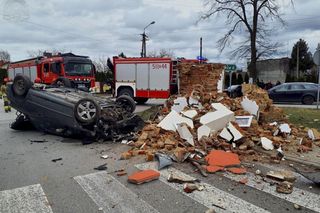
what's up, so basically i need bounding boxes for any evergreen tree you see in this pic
[290,39,314,73]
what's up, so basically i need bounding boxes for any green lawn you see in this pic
[282,108,320,130]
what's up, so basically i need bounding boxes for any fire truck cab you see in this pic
[113,57,178,104]
[8,53,96,90]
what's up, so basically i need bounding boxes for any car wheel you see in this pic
[118,88,133,99]
[74,98,101,124]
[116,95,136,113]
[302,95,314,105]
[135,98,149,105]
[13,75,32,97]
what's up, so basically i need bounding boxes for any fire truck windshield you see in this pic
[65,63,93,76]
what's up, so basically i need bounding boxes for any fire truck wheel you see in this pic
[53,77,72,88]
[135,98,149,105]
[116,95,136,114]
[74,98,101,125]
[117,88,133,99]
[13,75,32,97]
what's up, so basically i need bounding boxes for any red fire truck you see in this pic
[113,57,180,104]
[8,53,96,89]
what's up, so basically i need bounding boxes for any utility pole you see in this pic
[296,43,299,79]
[140,21,155,58]
[200,37,202,63]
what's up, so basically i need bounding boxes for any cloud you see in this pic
[0,0,319,68]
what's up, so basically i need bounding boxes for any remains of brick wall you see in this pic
[178,62,224,98]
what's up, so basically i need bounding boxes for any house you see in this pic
[256,57,290,84]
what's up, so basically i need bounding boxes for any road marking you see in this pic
[223,171,320,212]
[0,184,53,213]
[74,171,159,213]
[136,162,269,213]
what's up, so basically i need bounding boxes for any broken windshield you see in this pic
[65,62,93,76]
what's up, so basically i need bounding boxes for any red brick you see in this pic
[227,167,247,174]
[205,150,241,167]
[206,165,224,173]
[128,170,160,184]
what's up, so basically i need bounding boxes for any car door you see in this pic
[286,84,304,102]
[270,84,289,102]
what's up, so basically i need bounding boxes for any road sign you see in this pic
[313,48,320,66]
[225,64,237,72]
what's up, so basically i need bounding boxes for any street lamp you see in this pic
[141,21,155,57]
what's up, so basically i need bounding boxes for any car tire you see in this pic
[302,95,314,105]
[12,75,32,97]
[74,98,101,125]
[117,88,133,99]
[116,95,136,113]
[135,98,149,105]
[52,77,72,88]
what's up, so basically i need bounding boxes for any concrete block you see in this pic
[157,110,194,131]
[171,97,188,113]
[177,123,194,146]
[219,122,243,142]
[181,110,198,119]
[200,103,235,132]
[279,123,291,134]
[261,137,274,150]
[197,125,212,140]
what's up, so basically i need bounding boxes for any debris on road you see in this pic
[29,139,48,143]
[100,154,109,159]
[51,158,63,162]
[183,183,204,193]
[276,181,294,194]
[167,173,199,184]
[128,169,160,184]
[266,170,296,182]
[94,163,108,171]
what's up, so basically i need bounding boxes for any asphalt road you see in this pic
[0,99,319,213]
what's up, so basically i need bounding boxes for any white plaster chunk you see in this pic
[308,129,315,140]
[219,122,243,142]
[261,137,274,151]
[269,122,278,126]
[189,97,203,109]
[171,97,188,113]
[197,125,212,140]
[181,110,198,119]
[217,71,224,93]
[157,110,194,132]
[279,123,291,134]
[200,103,235,132]
[177,123,194,146]
[241,96,259,116]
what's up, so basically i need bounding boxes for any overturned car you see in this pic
[7,75,144,141]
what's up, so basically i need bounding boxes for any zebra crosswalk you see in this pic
[0,162,319,213]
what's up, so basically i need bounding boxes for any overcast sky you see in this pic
[1,0,320,68]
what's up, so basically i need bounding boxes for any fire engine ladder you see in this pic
[172,60,180,94]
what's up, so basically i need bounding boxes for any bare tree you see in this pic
[27,49,67,57]
[200,0,292,81]
[0,50,10,62]
[93,57,110,73]
[148,49,175,58]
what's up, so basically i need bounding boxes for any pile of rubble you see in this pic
[121,62,319,188]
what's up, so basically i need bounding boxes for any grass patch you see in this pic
[136,105,161,121]
[282,108,320,130]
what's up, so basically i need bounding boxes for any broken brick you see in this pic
[239,178,248,184]
[145,152,155,162]
[128,170,160,184]
[205,150,241,167]
[120,152,132,160]
[227,167,247,174]
[206,165,224,173]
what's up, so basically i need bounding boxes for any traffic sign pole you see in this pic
[317,66,320,110]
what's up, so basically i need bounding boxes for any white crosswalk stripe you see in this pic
[136,162,270,213]
[223,170,320,212]
[74,171,159,213]
[0,184,53,213]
